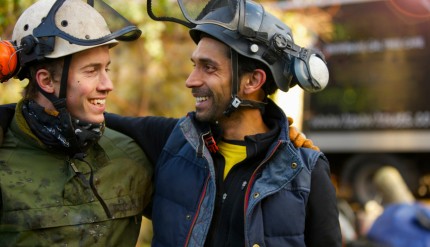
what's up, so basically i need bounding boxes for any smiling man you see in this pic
[62,46,112,124]
[142,0,340,246]
[0,0,152,246]
[105,0,340,245]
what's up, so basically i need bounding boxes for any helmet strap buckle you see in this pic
[231,97,241,108]
[223,96,242,117]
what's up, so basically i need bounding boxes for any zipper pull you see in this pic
[241,180,248,190]
[70,162,79,173]
[222,193,227,203]
[69,161,88,186]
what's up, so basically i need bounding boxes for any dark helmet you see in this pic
[187,0,329,93]
[147,0,328,115]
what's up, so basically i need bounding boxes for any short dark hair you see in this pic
[237,54,277,95]
[23,58,63,99]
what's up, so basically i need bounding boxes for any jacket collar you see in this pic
[184,98,291,158]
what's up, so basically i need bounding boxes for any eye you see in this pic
[82,65,101,75]
[86,68,96,74]
[204,64,216,73]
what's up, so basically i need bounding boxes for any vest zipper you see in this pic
[243,141,281,245]
[184,173,211,247]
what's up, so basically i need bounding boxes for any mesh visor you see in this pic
[33,0,141,46]
[147,0,264,37]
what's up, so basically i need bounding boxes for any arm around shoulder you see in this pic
[104,113,179,163]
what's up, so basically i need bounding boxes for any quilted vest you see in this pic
[151,111,323,247]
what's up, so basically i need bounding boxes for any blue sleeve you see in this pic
[104,112,178,164]
[367,203,430,247]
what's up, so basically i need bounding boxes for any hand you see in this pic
[288,117,320,151]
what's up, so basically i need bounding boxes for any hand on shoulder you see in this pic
[287,116,320,151]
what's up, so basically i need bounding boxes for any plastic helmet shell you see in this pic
[190,7,295,92]
[12,0,118,60]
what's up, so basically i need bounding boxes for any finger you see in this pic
[287,116,294,126]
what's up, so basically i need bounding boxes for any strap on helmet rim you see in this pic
[223,48,268,116]
[33,0,141,46]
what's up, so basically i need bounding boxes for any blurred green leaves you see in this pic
[0,0,195,118]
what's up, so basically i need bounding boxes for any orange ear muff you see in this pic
[0,40,18,83]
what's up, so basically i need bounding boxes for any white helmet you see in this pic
[7,0,141,107]
[11,0,141,72]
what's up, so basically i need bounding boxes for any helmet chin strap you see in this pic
[35,55,87,157]
[223,49,267,117]
[36,55,72,110]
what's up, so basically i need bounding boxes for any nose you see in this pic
[98,70,114,92]
[185,68,204,88]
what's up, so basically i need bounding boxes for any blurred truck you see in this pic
[279,0,430,205]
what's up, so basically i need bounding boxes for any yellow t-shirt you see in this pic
[218,141,247,179]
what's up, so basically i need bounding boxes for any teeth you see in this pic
[196,96,208,103]
[90,99,106,105]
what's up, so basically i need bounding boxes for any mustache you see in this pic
[192,88,212,96]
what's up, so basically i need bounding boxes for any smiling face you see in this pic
[64,45,113,124]
[186,37,232,123]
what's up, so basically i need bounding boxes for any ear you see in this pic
[243,69,266,95]
[35,69,55,94]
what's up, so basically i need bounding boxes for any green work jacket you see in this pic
[0,109,152,247]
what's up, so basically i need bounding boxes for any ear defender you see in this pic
[267,32,329,93]
[293,52,329,93]
[0,40,19,83]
